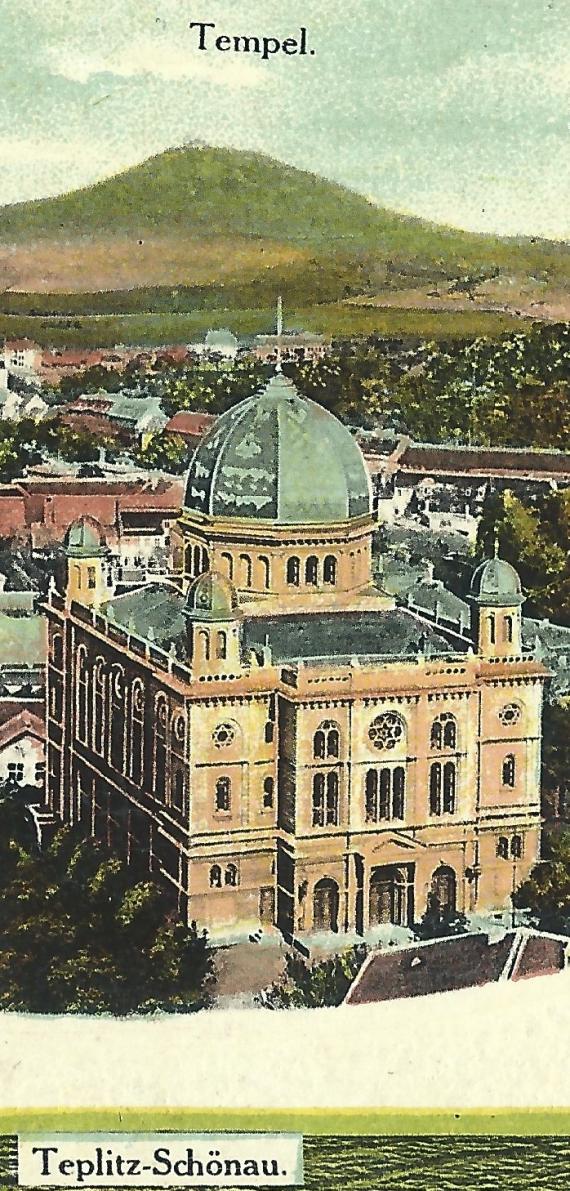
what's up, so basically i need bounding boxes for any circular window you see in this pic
[498,703,521,727]
[368,712,405,750]
[213,722,237,749]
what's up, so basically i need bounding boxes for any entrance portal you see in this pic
[431,864,457,913]
[313,877,340,933]
[369,864,413,927]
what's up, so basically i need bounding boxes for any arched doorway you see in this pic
[431,864,457,913]
[369,864,412,927]
[313,877,339,933]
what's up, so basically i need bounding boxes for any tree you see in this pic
[513,831,570,935]
[0,825,214,1014]
[135,432,190,473]
[541,701,570,820]
[413,893,469,941]
[258,945,367,1009]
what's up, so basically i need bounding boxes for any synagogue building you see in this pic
[45,371,546,941]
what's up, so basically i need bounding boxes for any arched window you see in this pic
[185,544,194,576]
[312,772,325,826]
[393,766,405,820]
[487,613,496,644]
[287,557,300,586]
[93,659,107,756]
[220,551,233,580]
[201,547,209,573]
[76,646,89,744]
[305,555,318,586]
[326,771,339,825]
[258,555,270,590]
[504,614,514,644]
[52,633,64,670]
[379,767,391,819]
[153,694,168,802]
[313,720,340,759]
[109,665,125,772]
[172,769,184,812]
[431,865,457,913]
[216,630,227,660]
[323,555,337,585]
[365,769,378,822]
[430,713,457,751]
[239,553,253,589]
[198,628,210,662]
[209,864,222,888]
[263,776,274,809]
[443,761,456,813]
[215,775,231,812]
[129,679,145,785]
[225,863,238,887]
[511,834,523,859]
[193,545,202,577]
[429,762,442,815]
[502,754,516,787]
[497,836,509,859]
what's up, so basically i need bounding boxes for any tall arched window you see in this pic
[511,834,523,859]
[379,767,391,819]
[313,720,340,759]
[225,863,238,887]
[443,761,456,813]
[193,545,202,577]
[312,772,325,826]
[393,767,405,819]
[305,556,318,586]
[153,695,168,802]
[429,762,442,815]
[129,679,145,785]
[220,551,233,580]
[76,646,89,744]
[109,665,125,772]
[497,836,509,859]
[431,865,457,913]
[487,613,496,644]
[258,555,270,590]
[239,553,253,588]
[215,776,231,812]
[503,614,514,644]
[201,547,209,573]
[216,630,227,660]
[326,771,339,825]
[365,769,378,822]
[323,555,337,585]
[172,769,185,812]
[52,633,64,670]
[287,557,300,586]
[365,767,405,821]
[185,544,194,576]
[198,629,210,662]
[93,658,107,756]
[210,864,222,888]
[502,754,516,787]
[263,776,274,809]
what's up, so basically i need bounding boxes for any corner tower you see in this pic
[184,570,242,677]
[63,517,110,608]
[469,550,524,657]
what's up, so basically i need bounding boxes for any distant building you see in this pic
[164,411,217,451]
[0,388,49,422]
[195,329,239,360]
[3,339,42,383]
[0,607,46,791]
[60,392,167,447]
[252,330,330,365]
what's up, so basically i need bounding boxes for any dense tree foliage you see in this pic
[514,831,570,935]
[135,431,190,473]
[0,791,213,1014]
[258,945,367,1009]
[541,702,570,820]
[477,488,570,623]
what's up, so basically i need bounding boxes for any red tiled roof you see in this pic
[0,707,45,748]
[166,411,216,438]
[399,444,570,477]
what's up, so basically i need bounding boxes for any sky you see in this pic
[1,0,569,238]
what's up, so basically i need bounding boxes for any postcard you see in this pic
[1,0,570,1185]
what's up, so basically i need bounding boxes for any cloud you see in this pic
[47,36,266,90]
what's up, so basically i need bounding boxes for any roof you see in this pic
[0,708,45,750]
[345,929,568,1006]
[470,555,523,607]
[166,411,217,438]
[0,614,46,667]
[242,608,458,664]
[107,395,166,427]
[184,371,371,525]
[398,443,570,478]
[103,582,187,653]
[65,516,107,556]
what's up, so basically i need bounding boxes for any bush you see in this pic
[413,893,469,941]
[258,944,368,1010]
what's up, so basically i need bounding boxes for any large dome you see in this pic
[183,372,372,524]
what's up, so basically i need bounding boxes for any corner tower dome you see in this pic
[184,372,372,524]
[470,555,523,606]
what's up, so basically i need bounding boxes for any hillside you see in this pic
[0,145,568,329]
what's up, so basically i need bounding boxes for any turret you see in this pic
[63,517,110,608]
[469,548,523,658]
[184,570,242,676]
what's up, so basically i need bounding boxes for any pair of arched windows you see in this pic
[198,629,228,662]
[430,714,457,751]
[287,555,337,588]
[187,544,209,578]
[487,613,515,645]
[365,767,405,822]
[313,721,340,760]
[429,761,456,815]
[209,862,238,888]
[312,772,339,826]
[497,834,523,860]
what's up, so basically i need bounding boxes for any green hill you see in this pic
[0,145,568,339]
